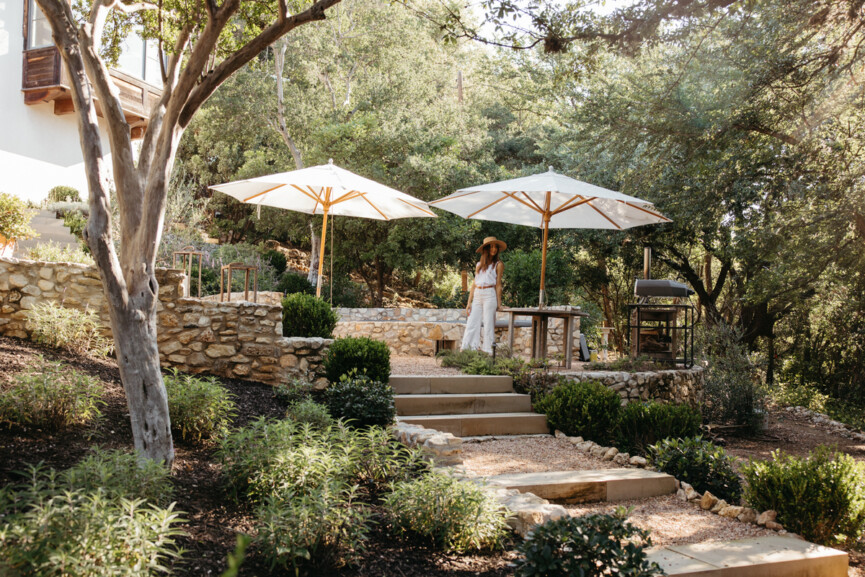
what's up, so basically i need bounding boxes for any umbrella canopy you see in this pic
[211,160,436,297]
[430,167,671,305]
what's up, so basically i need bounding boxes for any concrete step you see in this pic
[390,375,514,395]
[395,393,532,416]
[398,412,548,436]
[485,469,676,504]
[648,535,847,576]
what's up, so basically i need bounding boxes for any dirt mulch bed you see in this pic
[0,336,514,577]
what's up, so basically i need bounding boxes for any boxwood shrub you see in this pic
[324,336,391,383]
[648,436,742,503]
[617,401,702,456]
[536,379,621,445]
[325,371,395,429]
[282,293,338,338]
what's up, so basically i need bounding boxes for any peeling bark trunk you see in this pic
[308,222,320,286]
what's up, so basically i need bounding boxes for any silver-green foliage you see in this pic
[26,302,113,357]
[164,369,237,443]
[0,466,184,576]
[26,240,94,265]
[384,471,510,553]
[61,447,173,505]
[0,359,104,431]
[286,398,333,429]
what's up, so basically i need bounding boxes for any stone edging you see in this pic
[392,422,567,537]
[785,406,865,441]
[553,429,797,537]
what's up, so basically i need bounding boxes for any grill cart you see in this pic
[628,279,695,368]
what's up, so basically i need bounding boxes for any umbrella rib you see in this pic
[288,184,324,210]
[330,190,364,205]
[551,195,595,216]
[357,192,390,220]
[398,198,436,216]
[501,191,544,213]
[429,190,483,204]
[587,200,622,230]
[242,184,284,203]
[518,191,545,213]
[468,193,512,218]
[621,201,672,222]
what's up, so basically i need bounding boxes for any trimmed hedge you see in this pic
[282,293,338,338]
[324,337,390,383]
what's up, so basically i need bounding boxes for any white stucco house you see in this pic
[0,0,162,203]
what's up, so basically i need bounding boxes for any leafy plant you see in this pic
[384,471,509,553]
[61,447,173,505]
[0,359,104,431]
[63,210,88,240]
[286,398,333,429]
[536,379,622,445]
[26,302,113,357]
[514,508,663,577]
[163,369,237,443]
[262,248,288,275]
[324,336,391,383]
[0,192,37,241]
[25,240,94,265]
[47,185,81,203]
[617,401,702,456]
[277,271,314,295]
[649,436,742,503]
[282,293,339,338]
[325,371,395,428]
[273,377,315,406]
[584,355,667,372]
[742,447,865,545]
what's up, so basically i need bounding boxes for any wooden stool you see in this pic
[172,247,204,298]
[220,262,258,303]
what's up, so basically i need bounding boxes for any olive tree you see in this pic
[34,0,342,464]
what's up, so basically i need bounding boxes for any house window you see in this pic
[28,0,53,49]
[116,32,162,86]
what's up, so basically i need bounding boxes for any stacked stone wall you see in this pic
[561,367,704,407]
[0,258,328,386]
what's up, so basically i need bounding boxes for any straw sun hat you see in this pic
[476,236,507,253]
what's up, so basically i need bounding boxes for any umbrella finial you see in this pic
[328,158,334,165]
[548,166,555,173]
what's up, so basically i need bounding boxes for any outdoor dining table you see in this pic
[504,306,590,369]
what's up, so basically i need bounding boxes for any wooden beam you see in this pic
[23,87,66,105]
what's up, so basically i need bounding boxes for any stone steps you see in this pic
[647,535,848,576]
[395,393,532,415]
[485,469,677,504]
[390,375,514,395]
[398,413,549,436]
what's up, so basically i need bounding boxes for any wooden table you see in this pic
[504,307,590,368]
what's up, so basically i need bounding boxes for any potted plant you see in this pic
[0,192,38,258]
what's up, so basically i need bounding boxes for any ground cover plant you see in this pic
[742,447,865,545]
[164,369,237,443]
[513,508,663,577]
[0,358,104,431]
[324,336,391,383]
[26,302,113,357]
[649,437,742,503]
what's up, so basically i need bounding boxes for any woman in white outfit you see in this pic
[461,236,506,354]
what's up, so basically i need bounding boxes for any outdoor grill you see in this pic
[627,250,695,367]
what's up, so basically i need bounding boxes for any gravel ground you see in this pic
[391,355,461,376]
[461,436,620,476]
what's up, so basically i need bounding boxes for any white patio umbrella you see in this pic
[430,167,671,306]
[211,160,436,297]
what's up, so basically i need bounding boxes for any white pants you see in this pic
[461,287,497,354]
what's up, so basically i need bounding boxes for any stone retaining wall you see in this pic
[0,258,329,386]
[561,367,704,407]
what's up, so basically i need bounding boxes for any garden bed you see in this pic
[0,336,515,577]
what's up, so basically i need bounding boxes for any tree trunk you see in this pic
[308,222,320,286]
[375,256,385,306]
[274,39,304,170]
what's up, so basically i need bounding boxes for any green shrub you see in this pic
[163,369,236,443]
[537,379,622,445]
[63,210,88,240]
[0,359,104,431]
[617,401,702,456]
[61,447,173,505]
[47,185,81,203]
[384,471,509,553]
[277,271,314,295]
[0,469,184,576]
[320,278,364,307]
[256,483,370,571]
[26,302,113,357]
[325,371,395,428]
[45,200,89,217]
[262,248,287,275]
[649,436,742,503]
[282,293,338,338]
[287,398,333,429]
[514,508,663,577]
[25,240,94,265]
[0,192,37,241]
[742,447,865,545]
[584,355,667,373]
[273,377,314,405]
[324,336,391,383]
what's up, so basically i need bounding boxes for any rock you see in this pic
[577,441,594,452]
[765,521,783,531]
[205,344,237,358]
[685,486,700,501]
[718,505,743,519]
[737,507,758,524]
[590,445,608,458]
[676,489,687,501]
[629,456,647,467]
[756,510,777,526]
[603,447,619,461]
[613,453,630,466]
[700,492,719,510]
[681,482,694,493]
[568,436,584,445]
[554,430,567,438]
[711,499,729,513]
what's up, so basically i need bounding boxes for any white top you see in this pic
[475,262,497,287]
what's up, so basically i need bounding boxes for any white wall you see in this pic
[0,0,113,203]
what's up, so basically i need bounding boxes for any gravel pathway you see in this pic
[461,436,621,477]
[391,355,460,376]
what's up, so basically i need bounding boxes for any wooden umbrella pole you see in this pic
[539,191,552,308]
[316,188,331,298]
